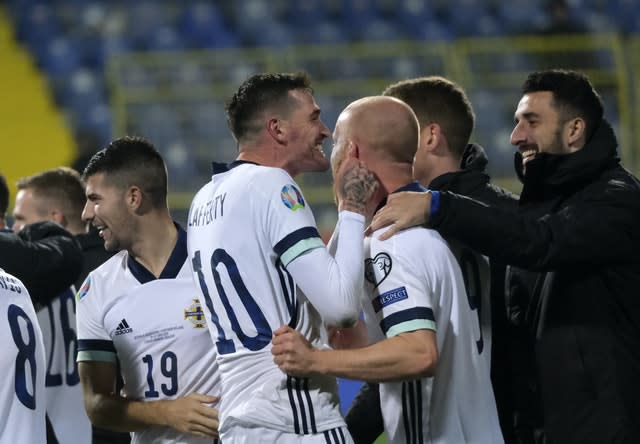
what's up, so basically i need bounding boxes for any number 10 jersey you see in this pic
[187,162,346,438]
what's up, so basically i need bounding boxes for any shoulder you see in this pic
[77,251,128,302]
[371,226,452,260]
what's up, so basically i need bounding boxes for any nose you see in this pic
[510,121,526,146]
[320,120,331,139]
[81,200,94,223]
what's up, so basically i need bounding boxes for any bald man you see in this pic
[272,97,504,444]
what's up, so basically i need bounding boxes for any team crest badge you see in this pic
[184,299,207,328]
[281,184,305,211]
[365,252,392,289]
[76,276,91,301]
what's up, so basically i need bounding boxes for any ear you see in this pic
[566,117,586,149]
[421,123,441,152]
[126,186,144,211]
[266,117,286,144]
[347,141,360,159]
[50,208,66,227]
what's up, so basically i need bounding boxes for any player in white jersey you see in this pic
[13,168,93,443]
[76,137,220,443]
[0,268,46,443]
[187,72,378,443]
[272,96,504,443]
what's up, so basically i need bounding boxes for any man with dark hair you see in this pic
[77,136,221,443]
[369,69,640,443]
[1,171,82,304]
[187,72,378,443]
[345,76,519,443]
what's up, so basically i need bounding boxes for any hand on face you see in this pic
[334,147,379,215]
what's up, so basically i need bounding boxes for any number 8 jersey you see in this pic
[0,268,46,443]
[76,226,220,444]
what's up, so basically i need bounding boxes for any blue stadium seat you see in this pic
[294,19,349,45]
[179,2,239,49]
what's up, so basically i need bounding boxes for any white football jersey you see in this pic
[445,239,492,375]
[364,184,503,444]
[37,286,92,444]
[76,227,220,444]
[0,268,46,443]
[187,162,346,438]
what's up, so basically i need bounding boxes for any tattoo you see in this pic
[339,164,378,214]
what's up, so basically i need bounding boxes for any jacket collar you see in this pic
[428,144,491,194]
[515,119,620,202]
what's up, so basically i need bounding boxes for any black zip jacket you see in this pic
[431,121,640,444]
[1,221,82,306]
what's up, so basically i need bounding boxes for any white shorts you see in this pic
[221,424,353,443]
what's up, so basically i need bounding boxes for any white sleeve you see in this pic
[286,210,365,326]
[76,274,117,363]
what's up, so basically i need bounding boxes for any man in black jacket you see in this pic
[345,77,519,443]
[0,172,82,305]
[369,69,640,443]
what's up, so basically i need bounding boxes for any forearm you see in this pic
[87,393,170,432]
[312,332,435,382]
[288,211,365,326]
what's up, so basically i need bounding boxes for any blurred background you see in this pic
[2,0,639,232]
[1,0,639,434]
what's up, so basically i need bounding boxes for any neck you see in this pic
[419,154,461,186]
[128,210,178,278]
[367,163,414,219]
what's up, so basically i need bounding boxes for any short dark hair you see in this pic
[83,136,168,208]
[225,72,313,144]
[521,69,604,141]
[16,167,86,224]
[383,76,475,160]
[0,173,8,220]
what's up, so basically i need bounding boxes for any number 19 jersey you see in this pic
[76,227,220,444]
[187,162,345,437]
[0,268,46,443]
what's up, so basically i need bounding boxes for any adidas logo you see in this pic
[115,319,133,336]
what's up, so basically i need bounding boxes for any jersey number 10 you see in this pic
[192,249,272,355]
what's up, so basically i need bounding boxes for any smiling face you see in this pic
[510,91,570,173]
[82,173,132,252]
[280,89,331,177]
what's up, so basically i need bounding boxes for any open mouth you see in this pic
[520,146,538,166]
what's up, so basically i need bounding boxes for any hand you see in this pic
[160,393,220,438]
[366,191,431,240]
[272,325,317,377]
[335,156,379,215]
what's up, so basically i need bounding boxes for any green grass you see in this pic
[373,433,387,444]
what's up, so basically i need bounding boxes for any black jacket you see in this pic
[0,221,82,306]
[431,122,640,444]
[74,229,115,290]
